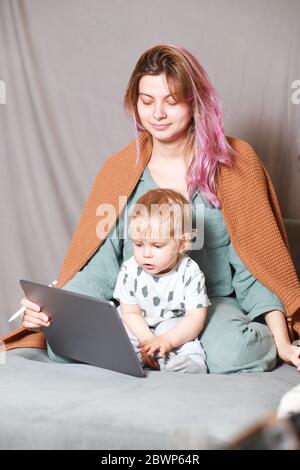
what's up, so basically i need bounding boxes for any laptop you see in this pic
[20,280,146,378]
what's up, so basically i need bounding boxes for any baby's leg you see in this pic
[154,318,207,373]
[172,338,207,373]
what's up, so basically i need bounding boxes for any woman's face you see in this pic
[137,74,193,142]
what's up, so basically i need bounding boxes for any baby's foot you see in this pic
[165,354,207,374]
[157,351,176,371]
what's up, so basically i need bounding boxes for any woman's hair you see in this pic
[123,44,237,208]
[127,188,197,259]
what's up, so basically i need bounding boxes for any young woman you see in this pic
[5,44,300,373]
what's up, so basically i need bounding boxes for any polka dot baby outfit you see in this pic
[113,255,211,328]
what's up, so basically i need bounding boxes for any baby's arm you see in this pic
[119,302,154,342]
[162,259,211,348]
[162,307,208,349]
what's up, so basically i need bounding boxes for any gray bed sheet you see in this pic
[0,348,299,450]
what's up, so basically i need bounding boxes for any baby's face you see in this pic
[131,235,183,275]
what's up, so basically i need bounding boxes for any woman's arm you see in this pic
[264,309,300,370]
[62,221,123,299]
[229,243,285,319]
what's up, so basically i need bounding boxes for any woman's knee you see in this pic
[46,341,76,364]
[200,298,277,374]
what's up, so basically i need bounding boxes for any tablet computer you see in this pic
[20,280,146,378]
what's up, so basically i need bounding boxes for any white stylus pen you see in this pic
[8,280,58,323]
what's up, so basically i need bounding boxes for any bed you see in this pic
[0,348,299,450]
[0,219,299,450]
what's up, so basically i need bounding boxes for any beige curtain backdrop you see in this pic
[0,0,299,334]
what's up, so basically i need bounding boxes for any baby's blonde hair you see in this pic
[127,188,197,258]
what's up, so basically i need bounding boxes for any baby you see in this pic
[113,188,211,373]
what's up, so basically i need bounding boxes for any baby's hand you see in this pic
[140,352,160,370]
[138,335,173,358]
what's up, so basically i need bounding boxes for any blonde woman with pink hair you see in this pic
[8,44,300,373]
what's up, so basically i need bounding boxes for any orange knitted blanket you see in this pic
[2,132,300,350]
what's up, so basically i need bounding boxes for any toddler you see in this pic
[113,188,211,373]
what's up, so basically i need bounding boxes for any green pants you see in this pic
[47,296,278,373]
[200,296,277,374]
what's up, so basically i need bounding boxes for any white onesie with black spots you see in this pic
[113,255,211,327]
[113,255,211,370]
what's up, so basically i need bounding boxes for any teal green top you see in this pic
[62,165,284,321]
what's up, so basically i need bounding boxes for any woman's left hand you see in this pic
[278,343,300,371]
[138,335,173,358]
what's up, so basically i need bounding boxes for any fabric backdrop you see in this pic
[0,0,299,334]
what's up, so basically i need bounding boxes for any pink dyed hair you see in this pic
[123,44,237,208]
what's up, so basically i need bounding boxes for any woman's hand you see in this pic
[277,343,300,371]
[138,334,173,359]
[264,310,300,372]
[20,297,50,332]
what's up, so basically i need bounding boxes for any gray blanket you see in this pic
[0,348,299,449]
